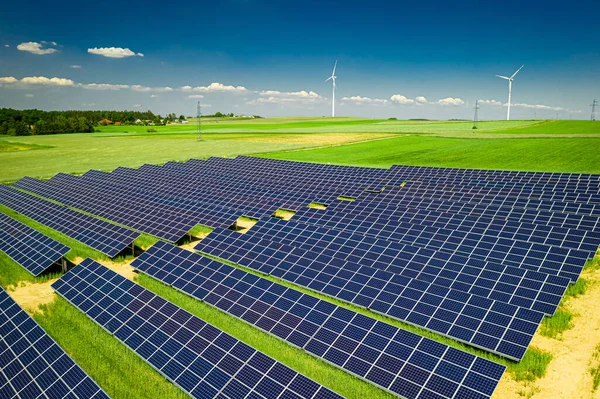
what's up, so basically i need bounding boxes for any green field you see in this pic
[1,117,599,398]
[2,118,599,182]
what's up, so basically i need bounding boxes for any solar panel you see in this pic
[0,213,70,276]
[292,210,590,282]
[244,218,570,315]
[52,259,345,399]
[0,185,139,257]
[13,176,227,243]
[195,229,544,361]
[0,287,109,398]
[131,241,506,399]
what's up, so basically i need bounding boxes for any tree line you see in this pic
[0,108,157,136]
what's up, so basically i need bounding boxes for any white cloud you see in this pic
[511,103,564,111]
[24,94,34,98]
[248,90,324,105]
[191,82,248,93]
[70,65,82,69]
[3,44,9,48]
[180,85,193,92]
[20,76,75,86]
[0,77,18,84]
[479,99,503,106]
[437,97,465,106]
[259,90,321,99]
[188,94,205,99]
[87,47,143,58]
[341,95,388,105]
[131,85,173,92]
[150,94,158,98]
[79,83,129,90]
[415,96,428,104]
[390,94,415,105]
[17,41,58,55]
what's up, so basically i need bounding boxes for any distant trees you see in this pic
[0,108,157,135]
[206,111,235,118]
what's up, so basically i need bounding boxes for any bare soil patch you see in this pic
[493,265,600,398]
[8,280,57,313]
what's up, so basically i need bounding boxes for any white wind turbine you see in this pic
[496,65,524,120]
[325,60,337,117]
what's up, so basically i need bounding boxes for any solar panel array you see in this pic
[11,156,600,396]
[0,287,108,398]
[52,259,344,399]
[131,241,506,399]
[195,228,543,361]
[0,185,139,257]
[0,213,70,276]
[234,218,570,316]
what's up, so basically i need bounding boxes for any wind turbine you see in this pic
[496,65,524,120]
[325,60,337,117]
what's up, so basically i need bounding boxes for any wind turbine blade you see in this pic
[510,65,524,79]
[325,77,332,82]
[496,75,510,80]
[332,60,337,76]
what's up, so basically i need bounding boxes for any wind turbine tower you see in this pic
[325,61,337,117]
[496,65,524,120]
[592,99,598,121]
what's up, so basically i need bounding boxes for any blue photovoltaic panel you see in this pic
[195,229,544,361]
[245,218,570,316]
[0,288,109,399]
[131,241,506,399]
[0,185,139,257]
[52,259,345,399]
[0,213,70,276]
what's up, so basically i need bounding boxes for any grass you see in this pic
[590,344,600,391]
[0,141,52,152]
[539,309,573,339]
[133,233,160,250]
[539,277,588,339]
[260,133,600,173]
[273,208,296,220]
[33,297,189,399]
[2,119,597,182]
[509,348,553,382]
[308,202,328,209]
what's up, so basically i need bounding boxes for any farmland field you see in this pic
[1,117,599,399]
[1,118,599,182]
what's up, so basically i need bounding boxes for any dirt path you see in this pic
[8,280,57,313]
[493,265,600,399]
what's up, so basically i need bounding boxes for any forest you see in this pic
[0,108,157,135]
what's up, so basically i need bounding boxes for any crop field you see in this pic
[0,117,599,399]
[1,118,599,182]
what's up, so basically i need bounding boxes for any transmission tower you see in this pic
[592,99,598,121]
[196,101,202,141]
[472,100,480,129]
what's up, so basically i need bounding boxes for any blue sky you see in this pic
[1,0,599,119]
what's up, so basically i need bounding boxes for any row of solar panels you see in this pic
[8,159,597,344]
[126,243,506,399]
[0,185,139,258]
[0,213,507,399]
[0,288,109,398]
